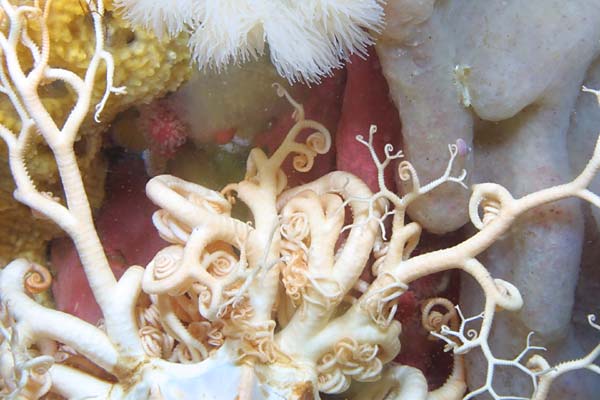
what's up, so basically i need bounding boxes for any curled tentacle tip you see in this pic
[143,245,188,294]
[306,131,331,154]
[588,314,599,330]
[447,143,460,160]
[493,279,523,311]
[24,263,52,294]
[468,183,513,230]
[292,153,314,172]
[272,82,284,95]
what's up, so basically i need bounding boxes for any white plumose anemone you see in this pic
[114,0,200,39]
[114,0,385,83]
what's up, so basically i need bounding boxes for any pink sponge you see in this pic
[336,48,403,193]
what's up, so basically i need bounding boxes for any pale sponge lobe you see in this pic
[115,0,385,83]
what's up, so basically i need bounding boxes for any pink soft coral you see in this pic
[139,99,188,158]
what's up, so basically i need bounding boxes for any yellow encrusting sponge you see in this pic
[0,0,192,265]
